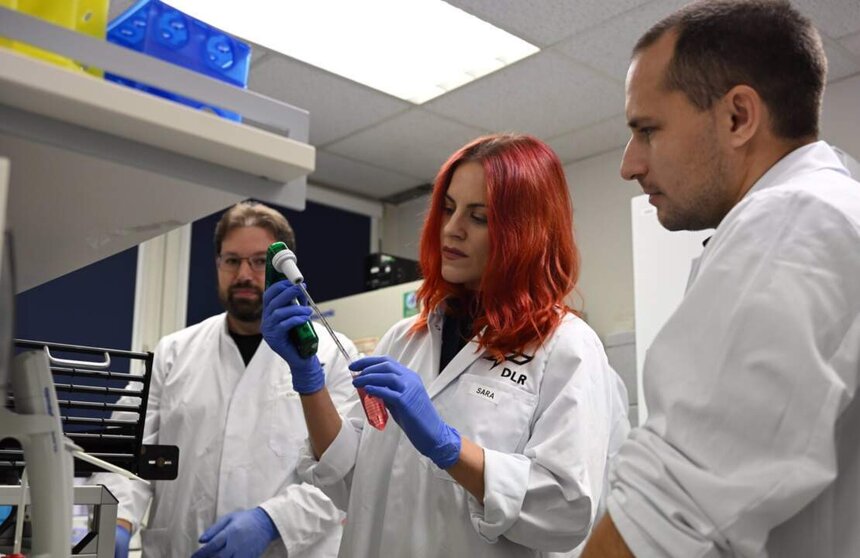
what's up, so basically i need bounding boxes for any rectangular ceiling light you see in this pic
[164,0,539,104]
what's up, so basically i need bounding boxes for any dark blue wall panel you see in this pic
[186,201,370,326]
[15,246,138,369]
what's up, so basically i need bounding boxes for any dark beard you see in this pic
[220,285,263,322]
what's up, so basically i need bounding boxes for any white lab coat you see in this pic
[91,313,359,558]
[607,141,860,557]
[298,309,630,557]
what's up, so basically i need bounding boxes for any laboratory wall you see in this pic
[564,150,643,339]
[381,195,428,261]
[820,73,860,160]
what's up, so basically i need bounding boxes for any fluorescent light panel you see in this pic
[165,0,539,104]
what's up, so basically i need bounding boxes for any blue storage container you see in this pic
[106,0,251,121]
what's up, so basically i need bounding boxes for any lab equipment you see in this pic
[2,350,74,558]
[192,507,278,558]
[0,0,108,75]
[5,340,178,481]
[266,242,320,358]
[365,253,420,290]
[351,356,460,468]
[267,243,388,430]
[105,0,251,120]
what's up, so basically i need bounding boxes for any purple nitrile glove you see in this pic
[262,281,325,394]
[351,355,461,469]
[191,507,278,558]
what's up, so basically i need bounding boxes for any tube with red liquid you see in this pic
[355,387,388,430]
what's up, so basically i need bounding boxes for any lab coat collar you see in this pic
[217,312,274,378]
[745,141,848,199]
[691,142,848,290]
[216,313,246,377]
[425,308,485,400]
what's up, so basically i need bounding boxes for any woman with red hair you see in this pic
[263,133,629,557]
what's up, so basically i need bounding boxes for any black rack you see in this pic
[2,339,177,480]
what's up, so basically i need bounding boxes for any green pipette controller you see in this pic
[266,242,319,358]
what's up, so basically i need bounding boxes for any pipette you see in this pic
[269,243,388,430]
[266,243,319,358]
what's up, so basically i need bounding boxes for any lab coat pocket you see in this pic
[451,374,538,453]
[266,385,307,458]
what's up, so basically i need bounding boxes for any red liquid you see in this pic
[357,387,388,430]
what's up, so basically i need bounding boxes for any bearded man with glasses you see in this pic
[92,201,358,558]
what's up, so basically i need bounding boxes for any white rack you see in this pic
[0,7,316,291]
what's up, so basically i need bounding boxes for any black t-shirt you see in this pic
[439,312,473,373]
[228,330,263,366]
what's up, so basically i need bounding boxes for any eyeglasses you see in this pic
[216,254,268,273]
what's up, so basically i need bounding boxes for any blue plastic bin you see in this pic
[105,0,251,121]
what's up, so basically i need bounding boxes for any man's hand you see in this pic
[191,507,279,558]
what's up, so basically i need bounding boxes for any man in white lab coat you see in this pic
[583,1,860,557]
[92,201,357,558]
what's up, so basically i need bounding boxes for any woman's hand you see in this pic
[261,282,324,394]
[351,356,461,469]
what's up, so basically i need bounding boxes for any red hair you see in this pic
[412,133,580,359]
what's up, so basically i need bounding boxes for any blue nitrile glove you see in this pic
[262,281,325,394]
[114,524,131,558]
[191,507,278,558]
[351,356,461,469]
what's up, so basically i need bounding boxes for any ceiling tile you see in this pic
[554,0,691,83]
[822,36,860,82]
[424,50,624,138]
[311,150,422,199]
[448,0,652,47]
[249,55,410,146]
[326,109,489,180]
[795,0,860,39]
[548,115,630,165]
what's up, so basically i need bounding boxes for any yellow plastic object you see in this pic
[0,0,108,76]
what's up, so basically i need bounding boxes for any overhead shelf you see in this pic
[0,8,316,292]
[0,50,314,185]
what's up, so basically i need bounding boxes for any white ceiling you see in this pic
[110,0,860,202]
